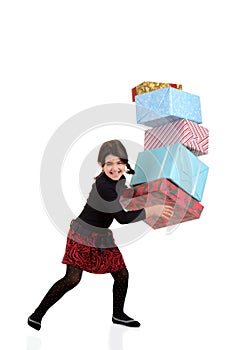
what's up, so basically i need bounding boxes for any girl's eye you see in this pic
[105,162,123,166]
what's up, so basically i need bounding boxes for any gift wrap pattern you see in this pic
[130,143,209,202]
[131,81,182,102]
[130,81,209,229]
[120,178,203,230]
[135,87,202,127]
[144,119,209,156]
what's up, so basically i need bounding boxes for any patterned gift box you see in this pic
[144,119,209,156]
[120,178,203,230]
[132,81,182,102]
[130,143,209,202]
[135,87,202,127]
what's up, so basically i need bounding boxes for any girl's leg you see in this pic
[28,264,83,330]
[111,268,140,327]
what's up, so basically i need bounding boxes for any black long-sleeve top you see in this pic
[76,172,146,231]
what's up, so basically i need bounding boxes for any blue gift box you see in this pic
[130,143,209,201]
[135,87,202,127]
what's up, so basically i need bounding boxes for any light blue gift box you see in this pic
[130,143,209,201]
[135,87,202,127]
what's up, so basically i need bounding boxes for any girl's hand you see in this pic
[144,204,174,220]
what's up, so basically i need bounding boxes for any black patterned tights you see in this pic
[111,268,130,319]
[29,265,129,324]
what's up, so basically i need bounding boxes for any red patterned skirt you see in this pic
[61,220,126,274]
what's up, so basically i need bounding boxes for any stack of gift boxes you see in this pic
[120,81,209,230]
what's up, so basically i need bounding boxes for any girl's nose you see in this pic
[112,164,119,171]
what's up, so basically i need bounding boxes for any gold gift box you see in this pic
[132,81,182,101]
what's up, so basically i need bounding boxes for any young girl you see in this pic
[28,139,173,330]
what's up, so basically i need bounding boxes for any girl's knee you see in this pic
[65,266,83,288]
[119,268,129,280]
[65,273,82,288]
[69,275,82,287]
[112,268,129,281]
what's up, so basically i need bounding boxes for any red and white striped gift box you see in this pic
[144,119,209,156]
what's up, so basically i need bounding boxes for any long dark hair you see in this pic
[95,139,135,179]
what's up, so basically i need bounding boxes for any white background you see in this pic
[1,1,233,349]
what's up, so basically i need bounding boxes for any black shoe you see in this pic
[27,316,41,331]
[112,316,141,327]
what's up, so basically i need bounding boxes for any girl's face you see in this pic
[99,154,126,181]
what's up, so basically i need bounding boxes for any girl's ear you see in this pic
[98,162,103,168]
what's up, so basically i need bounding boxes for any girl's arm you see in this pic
[96,182,173,224]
